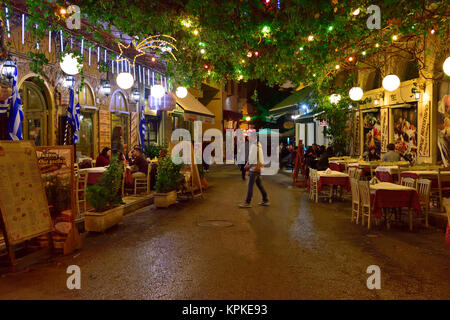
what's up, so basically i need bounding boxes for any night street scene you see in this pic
[0,0,449,313]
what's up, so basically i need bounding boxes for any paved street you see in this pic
[0,165,449,299]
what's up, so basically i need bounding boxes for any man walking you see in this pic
[239,141,269,208]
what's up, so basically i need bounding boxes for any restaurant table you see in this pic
[370,182,422,231]
[400,170,450,188]
[329,161,346,172]
[347,162,373,176]
[308,170,351,203]
[79,167,107,185]
[375,166,399,183]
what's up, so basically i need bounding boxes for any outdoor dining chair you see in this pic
[348,167,356,179]
[358,180,372,230]
[310,169,331,203]
[416,179,431,228]
[350,177,360,224]
[134,164,152,195]
[437,167,450,212]
[401,177,416,189]
[355,168,363,181]
[75,171,88,219]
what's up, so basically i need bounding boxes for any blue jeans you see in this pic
[245,172,268,203]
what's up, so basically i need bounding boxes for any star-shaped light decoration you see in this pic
[116,35,178,67]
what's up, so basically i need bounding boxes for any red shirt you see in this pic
[95,155,110,167]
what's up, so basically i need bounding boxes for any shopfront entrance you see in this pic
[19,80,51,146]
[77,84,97,159]
[110,90,130,151]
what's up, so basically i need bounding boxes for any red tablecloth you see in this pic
[86,168,132,185]
[308,176,351,192]
[329,163,345,172]
[376,171,398,183]
[371,189,422,218]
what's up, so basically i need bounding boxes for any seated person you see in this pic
[367,147,380,161]
[382,143,401,162]
[128,146,149,179]
[95,147,111,167]
[316,147,331,171]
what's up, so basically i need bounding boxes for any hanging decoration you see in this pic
[176,86,188,98]
[443,57,450,76]
[60,53,82,75]
[382,74,401,92]
[349,87,364,101]
[116,72,134,90]
[116,35,178,67]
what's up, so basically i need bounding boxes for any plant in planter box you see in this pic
[84,157,124,232]
[86,156,123,212]
[154,156,183,207]
[145,143,168,159]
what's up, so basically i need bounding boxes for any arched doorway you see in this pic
[76,83,97,159]
[110,90,130,152]
[20,80,51,146]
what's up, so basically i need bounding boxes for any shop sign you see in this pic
[380,108,389,153]
[418,102,430,157]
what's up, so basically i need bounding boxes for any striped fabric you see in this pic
[7,60,23,140]
[65,88,80,144]
[139,105,146,152]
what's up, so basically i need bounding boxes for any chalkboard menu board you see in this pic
[99,109,111,152]
[0,141,52,245]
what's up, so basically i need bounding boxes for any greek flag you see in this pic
[7,60,23,140]
[139,105,146,152]
[66,88,80,144]
[0,96,11,115]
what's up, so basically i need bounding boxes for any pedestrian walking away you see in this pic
[239,142,269,208]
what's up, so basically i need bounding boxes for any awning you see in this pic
[295,110,325,123]
[176,92,215,124]
[269,86,315,115]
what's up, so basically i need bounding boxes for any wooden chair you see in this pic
[134,164,152,195]
[397,165,410,184]
[75,171,88,219]
[348,167,356,179]
[416,179,431,228]
[122,163,133,197]
[310,169,331,203]
[437,167,450,212]
[358,180,372,229]
[350,178,360,224]
[309,169,317,201]
[401,177,416,189]
[355,168,363,181]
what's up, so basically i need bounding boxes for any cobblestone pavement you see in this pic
[0,165,449,299]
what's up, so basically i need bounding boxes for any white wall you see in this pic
[307,123,314,146]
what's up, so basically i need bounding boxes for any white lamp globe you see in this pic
[151,85,165,99]
[116,72,134,90]
[443,57,450,76]
[176,86,188,98]
[329,94,341,105]
[382,74,400,92]
[60,53,82,75]
[349,87,364,101]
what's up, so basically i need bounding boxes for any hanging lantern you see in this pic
[382,74,400,92]
[443,57,450,76]
[64,75,75,87]
[1,57,16,80]
[100,80,111,96]
[116,72,134,90]
[329,94,341,105]
[349,87,364,101]
[151,84,165,99]
[132,88,140,102]
[60,53,82,75]
[176,86,188,98]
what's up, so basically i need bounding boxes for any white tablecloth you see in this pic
[370,182,415,191]
[79,167,107,173]
[317,170,349,178]
[375,166,399,174]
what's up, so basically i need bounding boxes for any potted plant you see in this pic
[154,155,183,207]
[84,157,124,232]
[198,164,208,189]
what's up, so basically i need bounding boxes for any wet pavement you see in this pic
[0,165,449,299]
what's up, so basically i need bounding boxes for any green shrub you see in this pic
[86,156,124,212]
[154,156,184,193]
[144,143,168,159]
